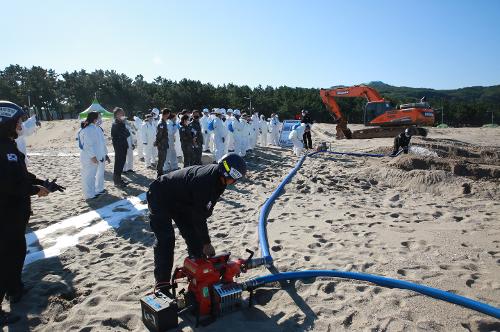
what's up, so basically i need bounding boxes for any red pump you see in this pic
[170,249,264,326]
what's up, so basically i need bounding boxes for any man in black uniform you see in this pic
[179,114,194,167]
[111,107,131,187]
[190,110,204,165]
[391,128,412,156]
[301,109,313,149]
[147,153,247,287]
[0,101,65,326]
[155,108,170,177]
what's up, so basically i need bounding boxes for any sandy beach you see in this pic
[3,120,499,331]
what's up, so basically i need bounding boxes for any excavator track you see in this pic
[349,126,428,139]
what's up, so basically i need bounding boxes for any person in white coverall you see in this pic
[165,114,179,171]
[200,108,211,152]
[250,113,259,149]
[259,114,268,147]
[15,114,40,165]
[123,120,135,173]
[142,115,157,168]
[269,114,281,146]
[151,108,160,162]
[133,116,144,161]
[288,123,306,156]
[78,112,108,199]
[212,109,227,162]
[225,109,235,152]
[231,109,246,157]
[218,108,229,154]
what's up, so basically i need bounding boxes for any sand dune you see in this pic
[5,121,499,331]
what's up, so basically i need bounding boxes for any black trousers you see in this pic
[181,144,193,167]
[147,193,204,283]
[157,145,168,177]
[0,219,28,305]
[191,146,202,165]
[303,131,312,149]
[113,144,128,182]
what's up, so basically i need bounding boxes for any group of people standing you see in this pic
[199,108,283,161]
[78,106,283,200]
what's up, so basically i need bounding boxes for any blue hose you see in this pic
[254,149,500,319]
[243,270,500,319]
[258,154,308,264]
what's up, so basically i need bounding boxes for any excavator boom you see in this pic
[320,85,434,139]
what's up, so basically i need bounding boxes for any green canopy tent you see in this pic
[78,97,114,120]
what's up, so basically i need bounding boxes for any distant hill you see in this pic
[366,81,500,105]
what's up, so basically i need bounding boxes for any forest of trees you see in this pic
[1,64,498,126]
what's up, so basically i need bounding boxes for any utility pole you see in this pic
[244,95,252,113]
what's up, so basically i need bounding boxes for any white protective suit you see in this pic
[15,115,39,164]
[78,123,108,199]
[232,112,246,157]
[133,116,144,160]
[288,123,306,156]
[124,121,134,172]
[269,116,281,146]
[142,120,157,167]
[250,114,260,149]
[166,119,179,171]
[200,110,211,152]
[259,115,268,147]
[212,115,227,162]
[225,110,235,152]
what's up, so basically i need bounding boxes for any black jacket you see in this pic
[190,119,204,147]
[395,132,412,147]
[0,138,43,225]
[147,164,226,244]
[111,121,130,149]
[155,120,169,149]
[179,124,193,146]
[301,114,313,125]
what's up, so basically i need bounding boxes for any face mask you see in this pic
[120,116,127,121]
[16,128,23,136]
[96,119,103,126]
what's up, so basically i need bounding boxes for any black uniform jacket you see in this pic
[148,164,226,244]
[179,124,193,146]
[155,120,169,149]
[111,121,130,149]
[396,132,411,147]
[0,138,43,225]
[190,120,204,146]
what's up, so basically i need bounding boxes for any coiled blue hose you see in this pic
[255,149,500,319]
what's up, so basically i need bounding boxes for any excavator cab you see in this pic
[364,101,394,125]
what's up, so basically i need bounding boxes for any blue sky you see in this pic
[2,0,500,89]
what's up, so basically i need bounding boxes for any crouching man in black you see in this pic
[391,128,412,156]
[146,153,247,289]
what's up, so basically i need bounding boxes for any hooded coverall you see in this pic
[79,124,108,198]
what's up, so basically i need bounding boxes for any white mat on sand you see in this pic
[24,193,148,266]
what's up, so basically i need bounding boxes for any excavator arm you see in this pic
[320,85,384,139]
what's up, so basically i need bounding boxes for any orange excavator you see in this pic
[319,85,435,139]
